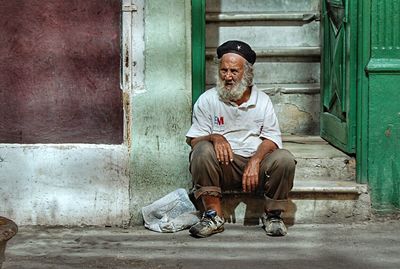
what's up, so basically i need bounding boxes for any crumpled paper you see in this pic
[142,188,200,233]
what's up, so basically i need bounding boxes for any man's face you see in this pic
[218,53,245,90]
[217,53,248,102]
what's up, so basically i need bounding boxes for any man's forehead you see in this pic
[220,53,245,66]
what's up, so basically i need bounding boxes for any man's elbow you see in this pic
[186,137,192,146]
[261,138,278,150]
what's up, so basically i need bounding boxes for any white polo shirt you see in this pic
[186,85,282,157]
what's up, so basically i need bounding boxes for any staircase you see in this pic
[205,0,370,223]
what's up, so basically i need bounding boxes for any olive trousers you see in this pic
[190,141,296,212]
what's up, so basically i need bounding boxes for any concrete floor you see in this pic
[3,219,400,269]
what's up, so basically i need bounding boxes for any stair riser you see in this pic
[206,62,320,84]
[271,93,320,135]
[206,0,320,13]
[206,22,320,47]
[221,192,371,225]
[294,157,355,181]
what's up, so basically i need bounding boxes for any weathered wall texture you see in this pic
[0,0,129,226]
[271,93,320,135]
[129,0,192,223]
[0,145,130,225]
[0,0,122,144]
[0,0,192,226]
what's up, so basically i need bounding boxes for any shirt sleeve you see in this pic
[260,97,283,149]
[186,96,213,138]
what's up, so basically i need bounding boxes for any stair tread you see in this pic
[206,47,320,57]
[206,12,320,22]
[205,83,320,94]
[283,141,350,159]
[258,83,320,94]
[282,135,326,143]
[292,179,366,193]
[223,179,365,195]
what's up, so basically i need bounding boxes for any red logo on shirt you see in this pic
[214,116,224,126]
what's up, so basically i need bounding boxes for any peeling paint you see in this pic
[129,0,192,224]
[125,45,130,68]
[125,74,129,85]
[275,103,316,134]
[385,125,392,137]
[123,92,132,149]
[270,93,320,135]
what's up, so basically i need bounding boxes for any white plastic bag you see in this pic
[142,188,200,233]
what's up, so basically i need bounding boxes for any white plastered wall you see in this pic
[0,0,146,226]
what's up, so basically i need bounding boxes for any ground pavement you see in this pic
[3,218,400,269]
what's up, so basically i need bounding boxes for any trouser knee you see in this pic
[189,141,222,199]
[262,149,296,177]
[190,141,216,168]
[261,149,296,205]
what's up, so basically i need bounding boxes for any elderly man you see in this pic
[186,40,296,238]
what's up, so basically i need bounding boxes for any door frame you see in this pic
[191,0,206,107]
[356,0,370,184]
[190,0,367,184]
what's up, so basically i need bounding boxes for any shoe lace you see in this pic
[201,216,216,227]
[267,212,282,220]
[269,217,282,224]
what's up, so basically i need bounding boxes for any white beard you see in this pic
[216,76,248,102]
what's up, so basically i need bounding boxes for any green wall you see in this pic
[364,0,400,212]
[129,0,192,223]
[368,73,400,211]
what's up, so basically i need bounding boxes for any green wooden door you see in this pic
[321,0,357,153]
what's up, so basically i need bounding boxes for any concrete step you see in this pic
[259,83,320,95]
[206,22,320,48]
[217,136,371,224]
[221,179,370,225]
[283,136,356,181]
[206,0,320,13]
[206,83,320,94]
[206,61,320,85]
[206,12,320,22]
[206,47,321,61]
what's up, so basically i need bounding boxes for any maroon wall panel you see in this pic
[0,0,122,144]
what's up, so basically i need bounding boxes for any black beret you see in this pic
[217,40,256,65]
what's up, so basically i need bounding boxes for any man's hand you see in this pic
[210,134,234,165]
[242,157,261,192]
[241,139,277,193]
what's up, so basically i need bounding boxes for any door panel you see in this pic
[321,0,357,153]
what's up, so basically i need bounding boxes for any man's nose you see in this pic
[224,71,233,80]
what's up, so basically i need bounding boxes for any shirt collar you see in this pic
[236,85,258,108]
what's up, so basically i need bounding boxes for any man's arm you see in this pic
[187,134,234,165]
[242,138,277,193]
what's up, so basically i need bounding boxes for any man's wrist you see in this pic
[250,155,262,164]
